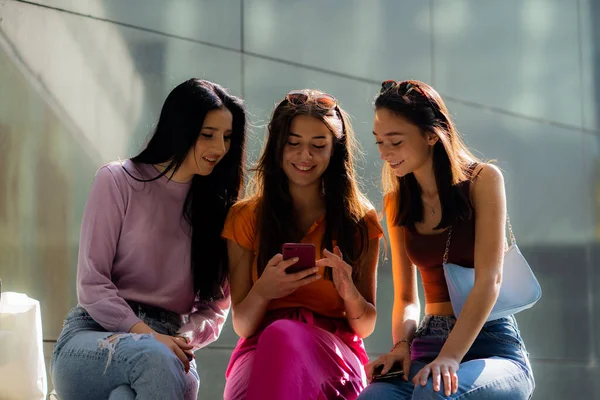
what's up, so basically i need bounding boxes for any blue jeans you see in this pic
[50,305,199,400]
[358,315,534,399]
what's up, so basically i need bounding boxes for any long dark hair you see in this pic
[130,79,247,302]
[376,80,480,230]
[249,90,371,280]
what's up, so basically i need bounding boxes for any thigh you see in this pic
[224,350,255,400]
[248,320,366,399]
[358,361,427,400]
[412,357,533,399]
[51,330,134,400]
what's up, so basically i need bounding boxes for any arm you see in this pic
[437,164,506,362]
[343,237,380,338]
[364,200,419,381]
[227,240,269,339]
[389,224,420,346]
[177,282,231,351]
[77,166,142,333]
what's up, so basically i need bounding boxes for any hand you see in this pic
[413,356,459,396]
[254,253,321,301]
[153,333,195,373]
[365,342,411,382]
[316,247,359,301]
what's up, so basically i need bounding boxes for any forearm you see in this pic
[344,294,377,338]
[439,280,500,361]
[392,301,420,344]
[129,321,155,334]
[232,286,270,339]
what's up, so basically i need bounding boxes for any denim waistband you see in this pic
[126,300,184,330]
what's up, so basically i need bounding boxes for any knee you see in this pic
[129,338,186,389]
[412,381,447,399]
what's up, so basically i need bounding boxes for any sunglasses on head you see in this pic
[380,80,441,119]
[285,90,338,110]
[380,80,426,96]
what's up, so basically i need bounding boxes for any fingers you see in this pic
[276,256,299,272]
[431,365,441,392]
[441,365,452,396]
[365,360,382,381]
[172,343,190,373]
[333,246,343,258]
[267,253,284,267]
[173,336,194,351]
[288,267,319,281]
[451,368,459,394]
[413,365,430,386]
[294,271,322,288]
[402,357,411,382]
[380,357,395,376]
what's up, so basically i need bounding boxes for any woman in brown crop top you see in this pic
[358,81,534,399]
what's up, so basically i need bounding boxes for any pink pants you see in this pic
[224,308,368,400]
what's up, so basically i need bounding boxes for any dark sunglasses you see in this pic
[285,90,338,109]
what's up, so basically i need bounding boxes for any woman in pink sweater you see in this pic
[50,79,247,400]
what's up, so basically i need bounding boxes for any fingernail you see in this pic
[313,267,319,272]
[293,257,299,261]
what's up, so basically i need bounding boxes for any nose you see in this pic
[379,146,390,161]
[299,144,312,159]
[212,136,227,156]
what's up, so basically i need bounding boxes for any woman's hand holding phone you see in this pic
[254,253,321,301]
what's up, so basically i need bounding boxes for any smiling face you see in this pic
[282,114,334,189]
[183,107,233,176]
[373,108,438,177]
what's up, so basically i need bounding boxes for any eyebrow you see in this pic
[372,131,405,137]
[289,132,328,139]
[202,126,232,132]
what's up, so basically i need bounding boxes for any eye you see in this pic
[392,141,402,147]
[224,135,232,141]
[201,133,213,139]
[287,142,299,146]
[375,141,383,145]
[313,144,326,149]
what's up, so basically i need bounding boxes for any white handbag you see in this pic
[442,216,542,322]
[0,292,48,400]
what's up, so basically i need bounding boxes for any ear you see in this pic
[427,132,439,146]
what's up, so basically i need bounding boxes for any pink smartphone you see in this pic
[282,243,316,274]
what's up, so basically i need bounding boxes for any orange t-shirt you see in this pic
[222,198,384,318]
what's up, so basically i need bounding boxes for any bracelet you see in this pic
[391,339,411,352]
[346,304,368,320]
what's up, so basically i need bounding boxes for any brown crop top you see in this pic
[387,180,476,305]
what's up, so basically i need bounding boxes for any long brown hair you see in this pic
[376,80,480,229]
[249,90,372,279]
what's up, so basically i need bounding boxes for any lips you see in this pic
[292,163,315,172]
[388,160,403,168]
[203,156,219,166]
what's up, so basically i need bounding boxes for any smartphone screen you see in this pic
[282,243,316,274]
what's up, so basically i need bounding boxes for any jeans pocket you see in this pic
[480,317,523,348]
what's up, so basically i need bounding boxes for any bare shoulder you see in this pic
[471,163,505,205]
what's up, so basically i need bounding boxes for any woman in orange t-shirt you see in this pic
[222,90,383,400]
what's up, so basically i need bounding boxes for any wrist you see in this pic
[250,284,272,303]
[129,322,155,335]
[391,339,412,353]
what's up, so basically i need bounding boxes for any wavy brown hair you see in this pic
[248,90,373,280]
[376,80,481,229]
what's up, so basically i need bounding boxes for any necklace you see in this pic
[422,198,439,216]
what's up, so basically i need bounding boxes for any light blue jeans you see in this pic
[50,305,199,400]
[358,315,534,399]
